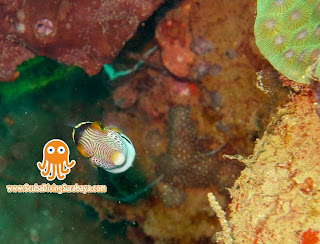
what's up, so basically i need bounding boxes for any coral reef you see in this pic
[312,80,320,117]
[208,192,233,244]
[217,93,320,243]
[155,0,195,78]
[155,106,237,190]
[0,0,297,243]
[0,34,34,81]
[113,84,138,109]
[142,187,225,244]
[0,0,162,81]
[254,0,320,84]
[89,0,291,242]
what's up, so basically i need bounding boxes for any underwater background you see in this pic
[1,0,320,243]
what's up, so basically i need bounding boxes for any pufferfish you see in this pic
[72,121,135,173]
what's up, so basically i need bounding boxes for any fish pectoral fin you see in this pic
[90,162,98,168]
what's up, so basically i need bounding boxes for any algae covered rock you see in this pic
[224,94,320,243]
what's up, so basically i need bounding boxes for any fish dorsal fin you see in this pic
[91,121,107,133]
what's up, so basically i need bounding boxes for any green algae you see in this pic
[0,56,84,102]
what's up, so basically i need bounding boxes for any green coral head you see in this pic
[255,0,320,84]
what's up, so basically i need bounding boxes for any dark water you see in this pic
[0,57,130,243]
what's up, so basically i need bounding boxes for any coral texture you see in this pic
[0,0,294,243]
[208,192,233,244]
[254,0,320,84]
[143,188,224,244]
[0,0,162,81]
[0,34,34,81]
[155,0,195,78]
[156,106,227,188]
[223,94,320,243]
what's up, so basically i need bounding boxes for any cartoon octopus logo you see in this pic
[37,139,76,181]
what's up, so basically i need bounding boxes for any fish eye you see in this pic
[57,146,65,154]
[47,146,55,154]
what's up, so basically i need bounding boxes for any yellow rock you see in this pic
[224,94,320,243]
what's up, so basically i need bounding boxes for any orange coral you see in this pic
[301,229,319,244]
[155,1,195,78]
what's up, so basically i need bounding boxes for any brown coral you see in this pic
[113,84,138,109]
[0,34,34,81]
[143,187,225,243]
[156,106,242,191]
[0,0,163,81]
[156,106,216,188]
